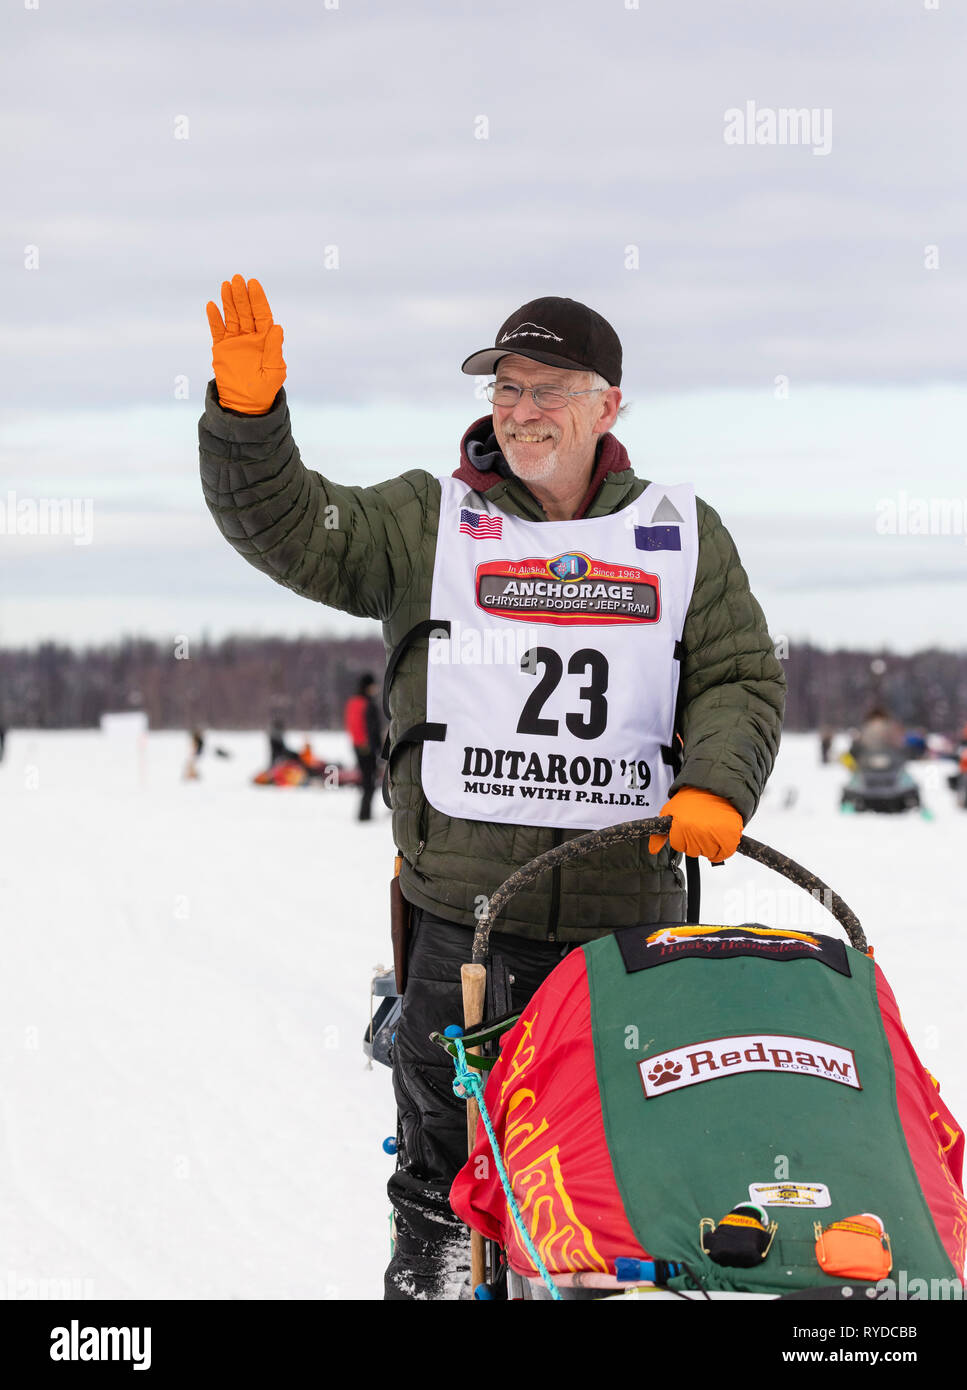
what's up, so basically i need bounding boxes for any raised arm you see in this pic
[198,275,438,621]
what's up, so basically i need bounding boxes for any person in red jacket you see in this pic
[344,674,382,821]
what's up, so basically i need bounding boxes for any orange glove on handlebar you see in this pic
[206,274,287,415]
[647,786,743,861]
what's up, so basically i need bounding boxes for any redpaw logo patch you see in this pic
[475,553,660,626]
[638,1034,861,1098]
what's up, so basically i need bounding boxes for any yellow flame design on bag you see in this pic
[498,1010,609,1274]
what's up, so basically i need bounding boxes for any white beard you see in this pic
[503,442,560,481]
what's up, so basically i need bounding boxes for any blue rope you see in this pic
[451,1035,562,1301]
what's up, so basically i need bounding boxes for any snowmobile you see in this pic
[383,816,965,1301]
[839,747,921,814]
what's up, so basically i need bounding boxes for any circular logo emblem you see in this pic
[547,552,591,581]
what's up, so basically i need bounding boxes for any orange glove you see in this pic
[206,273,286,415]
[647,786,743,861]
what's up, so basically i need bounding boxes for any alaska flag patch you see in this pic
[634,525,681,552]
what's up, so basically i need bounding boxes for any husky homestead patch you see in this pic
[639,1034,861,1098]
[615,923,852,977]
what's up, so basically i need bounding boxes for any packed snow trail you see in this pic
[1,730,962,1298]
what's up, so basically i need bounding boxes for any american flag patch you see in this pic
[459,508,503,539]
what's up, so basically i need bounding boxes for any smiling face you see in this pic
[492,354,620,487]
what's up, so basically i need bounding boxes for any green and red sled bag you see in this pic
[449,925,966,1295]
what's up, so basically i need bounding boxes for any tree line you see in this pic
[1,635,966,735]
[0,635,385,732]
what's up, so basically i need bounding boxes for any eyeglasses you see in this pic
[486,382,607,410]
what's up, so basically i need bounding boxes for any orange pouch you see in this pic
[814,1216,892,1281]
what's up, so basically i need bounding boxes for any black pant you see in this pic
[384,911,572,1300]
[355,749,377,820]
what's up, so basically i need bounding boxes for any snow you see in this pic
[0,729,963,1300]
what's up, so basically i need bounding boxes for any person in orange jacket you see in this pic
[343,673,382,821]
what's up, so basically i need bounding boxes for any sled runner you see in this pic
[440,817,966,1301]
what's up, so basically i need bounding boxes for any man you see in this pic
[853,705,905,755]
[199,275,785,1299]
[343,673,381,820]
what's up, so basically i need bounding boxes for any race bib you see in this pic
[421,476,698,828]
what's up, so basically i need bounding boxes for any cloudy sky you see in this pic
[2,0,965,653]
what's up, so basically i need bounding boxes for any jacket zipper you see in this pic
[415,794,428,858]
[546,828,563,941]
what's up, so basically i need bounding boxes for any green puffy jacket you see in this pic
[199,382,785,941]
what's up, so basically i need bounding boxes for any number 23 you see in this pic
[516,646,609,740]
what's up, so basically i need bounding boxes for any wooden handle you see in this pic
[461,963,488,1293]
[461,962,487,1153]
[461,963,487,1029]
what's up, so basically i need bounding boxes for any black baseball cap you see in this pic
[461,296,622,386]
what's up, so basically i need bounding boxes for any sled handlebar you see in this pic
[470,816,868,963]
